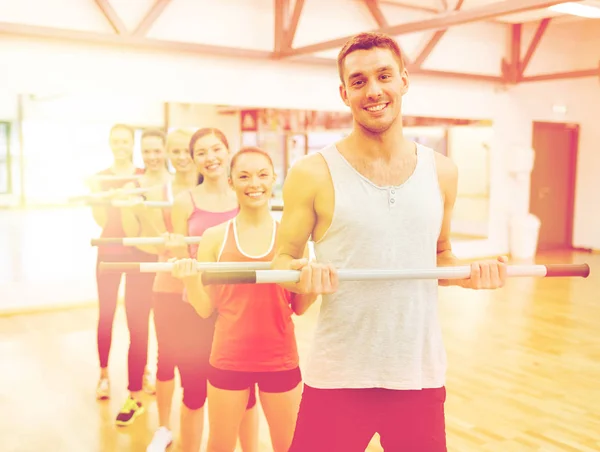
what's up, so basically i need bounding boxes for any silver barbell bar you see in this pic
[199,264,591,285]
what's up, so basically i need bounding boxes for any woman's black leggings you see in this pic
[96,251,157,392]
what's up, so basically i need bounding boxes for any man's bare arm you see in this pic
[435,154,461,285]
[289,244,319,315]
[272,154,338,296]
[436,153,508,290]
[271,157,320,284]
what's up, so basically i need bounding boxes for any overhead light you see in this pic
[549,2,600,18]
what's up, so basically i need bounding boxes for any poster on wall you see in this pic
[240,108,354,133]
[241,110,259,132]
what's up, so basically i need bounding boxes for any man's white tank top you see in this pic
[306,142,446,390]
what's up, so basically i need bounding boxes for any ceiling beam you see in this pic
[286,55,504,83]
[283,0,305,50]
[501,23,522,83]
[279,0,578,58]
[93,0,128,35]
[410,68,503,83]
[412,0,465,69]
[4,19,591,86]
[378,1,439,14]
[519,18,551,77]
[363,0,388,28]
[274,0,289,53]
[363,0,411,65]
[0,22,273,60]
[133,0,172,37]
[520,65,600,83]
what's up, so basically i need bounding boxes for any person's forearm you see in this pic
[271,252,296,269]
[272,252,303,293]
[183,275,213,318]
[437,250,461,286]
[119,209,160,255]
[291,293,318,315]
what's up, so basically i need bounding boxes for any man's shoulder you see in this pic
[288,150,330,179]
[431,149,457,177]
[430,150,458,195]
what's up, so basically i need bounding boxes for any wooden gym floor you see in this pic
[0,250,598,452]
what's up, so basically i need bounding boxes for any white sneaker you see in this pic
[147,426,173,452]
[96,378,110,400]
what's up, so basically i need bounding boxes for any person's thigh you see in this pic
[176,306,215,410]
[377,387,447,452]
[258,370,303,452]
[206,383,253,451]
[289,385,378,452]
[257,367,302,394]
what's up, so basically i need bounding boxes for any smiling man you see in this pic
[272,32,507,451]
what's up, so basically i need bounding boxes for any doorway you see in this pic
[529,121,579,251]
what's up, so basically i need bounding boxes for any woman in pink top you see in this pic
[149,128,258,452]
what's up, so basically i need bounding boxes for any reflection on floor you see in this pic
[0,251,598,451]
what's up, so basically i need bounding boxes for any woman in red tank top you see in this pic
[171,147,317,452]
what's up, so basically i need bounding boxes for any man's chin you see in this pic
[359,120,394,135]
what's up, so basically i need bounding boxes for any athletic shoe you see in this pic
[96,378,110,400]
[146,426,173,452]
[115,396,145,426]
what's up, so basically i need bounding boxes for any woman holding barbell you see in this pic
[112,128,180,428]
[171,146,317,452]
[140,128,203,451]
[91,124,145,403]
[149,128,259,452]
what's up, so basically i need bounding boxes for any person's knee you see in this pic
[128,322,150,342]
[271,436,294,452]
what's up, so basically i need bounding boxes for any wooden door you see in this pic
[529,121,579,251]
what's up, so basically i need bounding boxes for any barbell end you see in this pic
[544,263,590,278]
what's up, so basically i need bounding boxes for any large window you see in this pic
[0,122,11,194]
[20,121,159,205]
